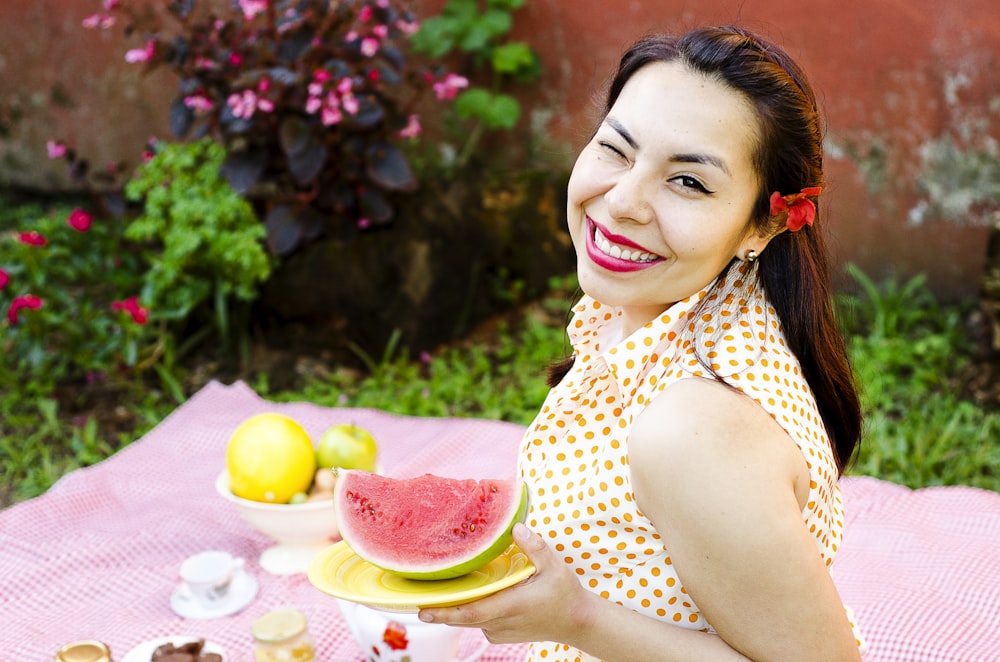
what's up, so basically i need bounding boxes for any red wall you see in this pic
[1,0,996,299]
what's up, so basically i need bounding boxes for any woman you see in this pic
[419,25,866,661]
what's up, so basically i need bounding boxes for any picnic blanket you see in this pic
[2,380,999,661]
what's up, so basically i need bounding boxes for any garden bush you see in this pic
[70,0,468,255]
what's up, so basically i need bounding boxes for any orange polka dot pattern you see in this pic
[517,263,865,660]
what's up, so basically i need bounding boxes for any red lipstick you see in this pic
[585,217,662,273]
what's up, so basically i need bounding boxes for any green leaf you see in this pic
[455,90,521,129]
[454,88,492,119]
[459,10,512,51]
[491,42,536,76]
[483,94,521,129]
[487,0,527,9]
[411,17,458,57]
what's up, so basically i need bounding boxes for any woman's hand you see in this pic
[417,522,594,646]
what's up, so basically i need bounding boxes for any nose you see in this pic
[605,168,654,224]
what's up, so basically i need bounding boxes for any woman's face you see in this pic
[567,60,765,334]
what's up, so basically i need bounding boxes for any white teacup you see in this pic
[337,600,489,662]
[178,550,244,608]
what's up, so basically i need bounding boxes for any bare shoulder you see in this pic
[630,376,791,463]
[629,376,808,514]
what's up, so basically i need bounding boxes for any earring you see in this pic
[745,249,759,263]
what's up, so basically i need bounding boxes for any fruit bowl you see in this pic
[216,471,339,576]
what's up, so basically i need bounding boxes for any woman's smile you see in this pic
[585,217,664,272]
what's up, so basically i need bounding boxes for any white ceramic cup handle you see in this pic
[459,636,491,662]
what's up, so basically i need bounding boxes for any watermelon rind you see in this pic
[334,471,530,580]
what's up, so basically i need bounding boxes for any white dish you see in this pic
[121,635,226,662]
[170,569,258,619]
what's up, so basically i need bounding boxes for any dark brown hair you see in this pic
[549,26,861,473]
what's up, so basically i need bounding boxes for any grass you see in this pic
[1,261,997,508]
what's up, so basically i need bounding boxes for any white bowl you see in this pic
[216,471,339,575]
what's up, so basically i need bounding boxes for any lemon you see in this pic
[316,423,378,472]
[226,413,317,503]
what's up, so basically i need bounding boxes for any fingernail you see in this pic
[419,611,434,623]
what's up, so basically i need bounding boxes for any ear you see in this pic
[738,227,782,262]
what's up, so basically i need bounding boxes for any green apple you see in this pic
[316,423,379,472]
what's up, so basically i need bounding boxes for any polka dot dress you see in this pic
[517,262,866,660]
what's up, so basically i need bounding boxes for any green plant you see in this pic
[411,0,541,167]
[70,0,461,254]
[124,137,273,361]
[0,197,150,396]
[838,263,999,489]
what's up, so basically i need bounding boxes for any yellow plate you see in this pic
[308,540,535,613]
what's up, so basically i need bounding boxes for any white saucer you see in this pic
[259,541,332,576]
[121,636,226,662]
[170,570,258,619]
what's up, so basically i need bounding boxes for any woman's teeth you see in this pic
[594,227,658,262]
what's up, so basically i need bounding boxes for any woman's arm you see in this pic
[418,378,861,661]
[627,377,861,660]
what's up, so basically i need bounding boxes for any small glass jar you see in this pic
[54,640,112,662]
[252,609,316,662]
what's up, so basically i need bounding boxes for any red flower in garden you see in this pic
[770,186,822,232]
[68,208,93,232]
[382,621,409,651]
[7,294,43,324]
[18,231,47,246]
[112,296,149,325]
[0,268,8,289]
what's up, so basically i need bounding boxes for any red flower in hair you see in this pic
[770,186,822,232]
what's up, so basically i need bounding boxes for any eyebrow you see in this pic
[605,116,732,177]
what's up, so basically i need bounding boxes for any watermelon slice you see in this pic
[334,470,529,580]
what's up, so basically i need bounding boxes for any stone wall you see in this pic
[1,0,997,304]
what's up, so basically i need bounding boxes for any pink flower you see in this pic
[238,0,269,21]
[112,296,149,325]
[227,89,273,119]
[359,5,373,22]
[7,294,43,324]
[68,208,93,232]
[395,19,420,35]
[372,24,388,39]
[398,114,421,139]
[322,100,343,126]
[18,231,47,246]
[433,73,469,101]
[103,0,120,9]
[0,269,8,290]
[82,13,116,29]
[360,37,380,57]
[184,93,214,112]
[46,140,67,159]
[314,69,332,84]
[770,186,823,232]
[229,52,243,67]
[125,40,155,64]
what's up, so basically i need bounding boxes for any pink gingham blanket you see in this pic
[2,380,999,661]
